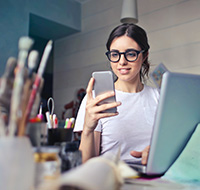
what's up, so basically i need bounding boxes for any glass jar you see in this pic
[60,141,82,172]
[34,146,61,188]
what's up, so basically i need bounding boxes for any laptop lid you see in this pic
[131,72,200,176]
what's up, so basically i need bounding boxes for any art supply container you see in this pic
[48,128,73,145]
[26,122,48,146]
[0,137,35,190]
[33,146,61,188]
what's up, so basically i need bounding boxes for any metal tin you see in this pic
[33,146,61,188]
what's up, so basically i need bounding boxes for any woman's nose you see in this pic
[119,54,128,65]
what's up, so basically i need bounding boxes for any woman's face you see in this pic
[110,35,144,83]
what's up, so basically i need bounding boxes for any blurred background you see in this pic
[1,0,200,119]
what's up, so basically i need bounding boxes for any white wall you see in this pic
[53,0,200,119]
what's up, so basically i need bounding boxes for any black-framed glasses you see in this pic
[105,49,145,63]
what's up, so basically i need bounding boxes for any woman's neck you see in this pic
[115,78,144,93]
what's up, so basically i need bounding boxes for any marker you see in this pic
[53,114,58,129]
[46,111,52,129]
[37,102,44,121]
[70,117,75,128]
[52,114,56,128]
[66,117,75,129]
[65,118,69,129]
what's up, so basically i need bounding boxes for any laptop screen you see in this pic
[146,72,200,175]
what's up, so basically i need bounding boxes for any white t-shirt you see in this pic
[74,85,160,163]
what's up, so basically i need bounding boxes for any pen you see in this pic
[53,114,58,128]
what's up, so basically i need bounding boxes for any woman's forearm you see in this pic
[79,129,97,163]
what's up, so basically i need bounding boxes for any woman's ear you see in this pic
[142,51,149,62]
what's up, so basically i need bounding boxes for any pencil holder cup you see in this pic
[0,137,35,190]
[48,128,73,145]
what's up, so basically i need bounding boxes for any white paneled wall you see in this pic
[53,0,200,119]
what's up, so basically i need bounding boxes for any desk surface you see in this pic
[122,184,200,190]
[121,178,200,190]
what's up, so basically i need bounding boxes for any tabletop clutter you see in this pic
[0,36,82,190]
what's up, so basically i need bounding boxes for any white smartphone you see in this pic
[92,71,117,113]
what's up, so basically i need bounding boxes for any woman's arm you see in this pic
[79,131,101,163]
[78,77,121,163]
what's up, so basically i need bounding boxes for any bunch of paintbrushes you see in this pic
[0,36,53,137]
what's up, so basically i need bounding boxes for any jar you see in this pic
[60,141,82,172]
[33,146,61,188]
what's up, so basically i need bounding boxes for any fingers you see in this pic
[130,150,142,158]
[141,145,150,165]
[86,77,121,114]
[84,77,121,132]
[94,91,115,104]
[86,77,95,100]
[86,101,120,123]
[130,145,150,165]
[95,100,121,113]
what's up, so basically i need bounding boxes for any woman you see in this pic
[74,23,159,165]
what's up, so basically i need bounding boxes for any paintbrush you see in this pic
[8,36,34,136]
[0,57,17,136]
[22,50,39,108]
[18,40,53,136]
[18,50,39,136]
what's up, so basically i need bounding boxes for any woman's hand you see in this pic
[83,77,121,133]
[130,145,150,165]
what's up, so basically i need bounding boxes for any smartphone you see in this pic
[92,71,117,113]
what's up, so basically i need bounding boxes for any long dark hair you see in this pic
[106,23,150,82]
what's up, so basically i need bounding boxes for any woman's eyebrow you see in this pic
[126,48,137,51]
[110,48,137,52]
[110,49,119,51]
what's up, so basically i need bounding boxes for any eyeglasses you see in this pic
[105,49,145,63]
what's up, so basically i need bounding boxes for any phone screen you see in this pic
[92,71,117,113]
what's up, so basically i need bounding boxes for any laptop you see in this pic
[129,71,200,176]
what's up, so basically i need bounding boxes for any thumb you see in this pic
[130,150,142,158]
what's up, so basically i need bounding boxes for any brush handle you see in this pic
[17,75,41,136]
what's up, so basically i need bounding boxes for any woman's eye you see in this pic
[127,51,136,57]
[111,53,119,57]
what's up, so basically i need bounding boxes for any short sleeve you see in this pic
[73,95,87,132]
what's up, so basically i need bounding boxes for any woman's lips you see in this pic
[118,68,131,74]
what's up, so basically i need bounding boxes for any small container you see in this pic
[60,141,82,172]
[34,146,61,188]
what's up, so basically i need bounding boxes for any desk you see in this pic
[121,178,200,190]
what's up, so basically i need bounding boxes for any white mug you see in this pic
[0,137,35,190]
